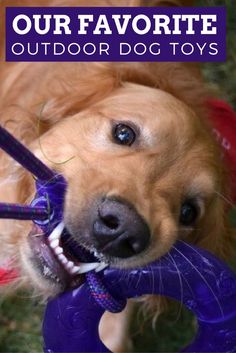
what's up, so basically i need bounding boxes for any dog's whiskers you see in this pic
[172,245,224,317]
[167,252,184,323]
[214,190,235,208]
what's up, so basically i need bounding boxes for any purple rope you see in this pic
[0,125,122,313]
[0,202,48,221]
[0,125,55,181]
[86,271,126,313]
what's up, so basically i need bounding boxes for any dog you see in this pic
[0,0,233,351]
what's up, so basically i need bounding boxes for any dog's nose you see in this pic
[93,198,150,258]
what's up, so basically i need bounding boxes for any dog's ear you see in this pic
[194,186,234,260]
[202,203,233,260]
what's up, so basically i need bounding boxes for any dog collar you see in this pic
[208,99,236,203]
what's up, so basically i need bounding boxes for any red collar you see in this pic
[0,267,18,285]
[208,99,236,204]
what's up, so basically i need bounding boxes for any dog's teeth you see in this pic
[50,239,59,249]
[47,225,103,276]
[48,222,64,241]
[95,263,108,273]
[70,266,81,275]
[55,246,63,255]
[93,250,99,257]
[66,261,74,270]
[78,263,100,274]
[58,254,68,265]
[68,266,79,275]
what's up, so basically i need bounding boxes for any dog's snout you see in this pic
[93,198,150,258]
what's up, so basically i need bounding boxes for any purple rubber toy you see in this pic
[1,124,236,353]
[43,241,236,353]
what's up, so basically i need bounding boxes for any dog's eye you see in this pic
[113,124,136,146]
[180,200,199,226]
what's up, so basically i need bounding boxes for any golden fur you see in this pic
[0,0,233,351]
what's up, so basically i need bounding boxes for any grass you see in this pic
[202,0,236,110]
[0,294,43,353]
[0,1,235,352]
[131,306,195,353]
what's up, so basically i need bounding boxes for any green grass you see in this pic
[131,306,195,353]
[0,1,235,352]
[202,0,236,110]
[0,294,43,353]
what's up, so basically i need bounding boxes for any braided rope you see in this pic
[0,125,55,181]
[0,125,125,313]
[86,271,126,313]
[0,202,48,221]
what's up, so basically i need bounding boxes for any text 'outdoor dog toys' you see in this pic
[0,101,236,353]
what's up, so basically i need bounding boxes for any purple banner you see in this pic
[6,7,226,62]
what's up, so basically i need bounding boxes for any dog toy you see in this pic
[0,125,124,312]
[0,99,236,352]
[43,240,236,353]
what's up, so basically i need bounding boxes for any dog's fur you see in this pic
[0,0,233,351]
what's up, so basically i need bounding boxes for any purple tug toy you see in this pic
[0,125,236,353]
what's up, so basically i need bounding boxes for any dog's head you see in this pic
[19,81,231,296]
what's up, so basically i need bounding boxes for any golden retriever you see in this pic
[0,0,233,351]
